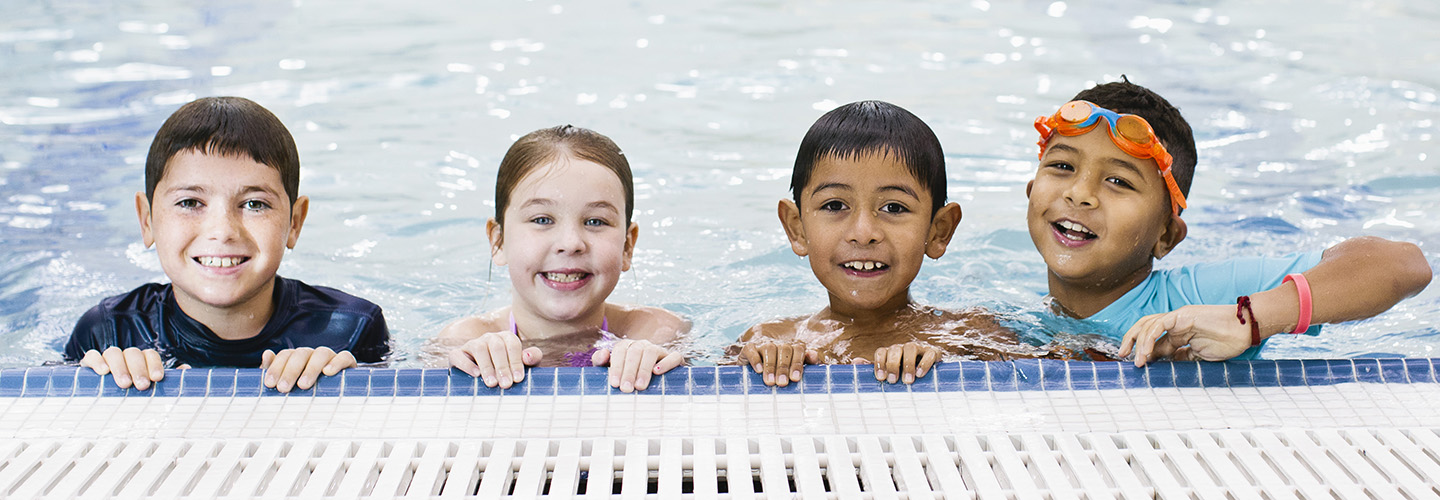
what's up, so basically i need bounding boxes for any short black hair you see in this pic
[790,100,947,215]
[1071,80,1196,209]
[145,96,300,206]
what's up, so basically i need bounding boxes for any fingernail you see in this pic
[636,381,648,391]
[513,370,524,382]
[764,373,774,385]
[300,376,314,388]
[887,373,898,384]
[483,377,496,387]
[621,381,634,393]
[904,373,914,384]
[523,352,532,363]
[875,371,886,381]
[792,370,802,380]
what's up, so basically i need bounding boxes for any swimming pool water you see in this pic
[1,0,1437,367]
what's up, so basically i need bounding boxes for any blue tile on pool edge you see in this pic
[581,368,611,395]
[527,368,557,396]
[1404,359,1435,384]
[1039,360,1068,391]
[74,369,102,397]
[960,362,988,391]
[1377,358,1408,383]
[395,369,423,397]
[1326,360,1355,384]
[657,368,689,395]
[1198,362,1227,387]
[1301,359,1332,386]
[1352,359,1382,384]
[855,366,884,393]
[1147,363,1175,388]
[234,370,263,397]
[368,369,396,397]
[829,365,856,393]
[151,371,180,397]
[933,363,961,392]
[717,366,745,394]
[1120,364,1148,389]
[1171,362,1200,388]
[179,370,208,397]
[1067,361,1095,391]
[23,369,50,397]
[46,369,76,397]
[1275,360,1305,386]
[556,369,583,396]
[334,370,363,397]
[909,367,936,392]
[750,368,779,394]
[1012,359,1043,391]
[1251,362,1278,387]
[1225,362,1253,387]
[801,366,828,393]
[209,369,237,397]
[0,369,25,397]
[447,370,477,396]
[987,362,1017,392]
[1094,362,1122,390]
[421,370,450,396]
[688,367,716,395]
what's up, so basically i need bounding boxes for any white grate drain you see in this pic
[2,429,1438,499]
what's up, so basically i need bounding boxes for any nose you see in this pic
[202,205,244,242]
[1063,172,1100,209]
[554,222,587,254]
[846,210,883,245]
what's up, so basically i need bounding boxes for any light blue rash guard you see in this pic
[1078,251,1324,359]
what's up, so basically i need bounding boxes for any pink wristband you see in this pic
[1283,273,1312,334]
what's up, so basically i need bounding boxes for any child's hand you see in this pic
[447,332,543,388]
[738,340,818,387]
[866,342,941,384]
[80,347,167,390]
[1119,305,1251,367]
[261,347,357,393]
[592,339,684,393]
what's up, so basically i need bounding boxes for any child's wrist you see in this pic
[1249,281,1303,340]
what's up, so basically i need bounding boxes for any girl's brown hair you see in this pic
[494,125,634,230]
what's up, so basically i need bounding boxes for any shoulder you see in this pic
[740,315,806,343]
[66,283,169,358]
[283,277,384,318]
[435,309,509,345]
[607,304,689,344]
[920,306,1014,341]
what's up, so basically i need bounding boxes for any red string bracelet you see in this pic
[1236,296,1260,347]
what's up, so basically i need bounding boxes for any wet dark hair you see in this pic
[1071,79,1196,210]
[790,100,947,216]
[145,96,300,206]
[494,125,634,228]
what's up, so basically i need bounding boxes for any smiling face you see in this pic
[490,158,636,328]
[1026,125,1184,297]
[780,151,960,319]
[138,150,308,322]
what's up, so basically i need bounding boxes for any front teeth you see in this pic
[197,256,243,268]
[1056,220,1095,240]
[843,261,887,271]
[545,272,587,283]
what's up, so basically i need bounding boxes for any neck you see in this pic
[172,281,277,341]
[822,290,917,329]
[509,303,608,341]
[1046,262,1153,318]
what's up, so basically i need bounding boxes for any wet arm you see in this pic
[1249,236,1430,340]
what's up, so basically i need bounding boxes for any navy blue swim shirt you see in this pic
[65,276,390,367]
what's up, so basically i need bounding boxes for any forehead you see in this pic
[158,150,284,188]
[511,158,626,203]
[807,151,926,193]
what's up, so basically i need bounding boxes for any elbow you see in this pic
[1381,238,1431,297]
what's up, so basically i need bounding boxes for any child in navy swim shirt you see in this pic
[65,96,390,391]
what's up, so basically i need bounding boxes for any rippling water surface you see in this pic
[2,0,1437,366]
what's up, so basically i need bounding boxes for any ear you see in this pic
[285,196,310,249]
[486,218,507,266]
[925,202,963,259]
[777,199,809,257]
[1025,180,1034,199]
[621,221,639,272]
[135,192,155,248]
[1151,213,1187,259]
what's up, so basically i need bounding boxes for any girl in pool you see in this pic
[433,125,688,393]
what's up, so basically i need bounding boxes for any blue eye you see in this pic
[585,218,609,227]
[820,200,847,211]
[242,200,271,211]
[530,216,553,225]
[880,202,909,214]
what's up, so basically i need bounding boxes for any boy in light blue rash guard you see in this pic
[1024,79,1431,364]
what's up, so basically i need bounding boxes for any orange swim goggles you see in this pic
[1034,100,1187,215]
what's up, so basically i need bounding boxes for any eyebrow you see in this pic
[518,198,620,213]
[810,182,919,199]
[163,185,280,197]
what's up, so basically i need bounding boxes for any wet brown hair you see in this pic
[145,96,300,206]
[493,125,635,231]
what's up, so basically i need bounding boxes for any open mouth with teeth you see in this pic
[194,256,249,268]
[840,260,889,276]
[543,271,590,283]
[1052,220,1096,242]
